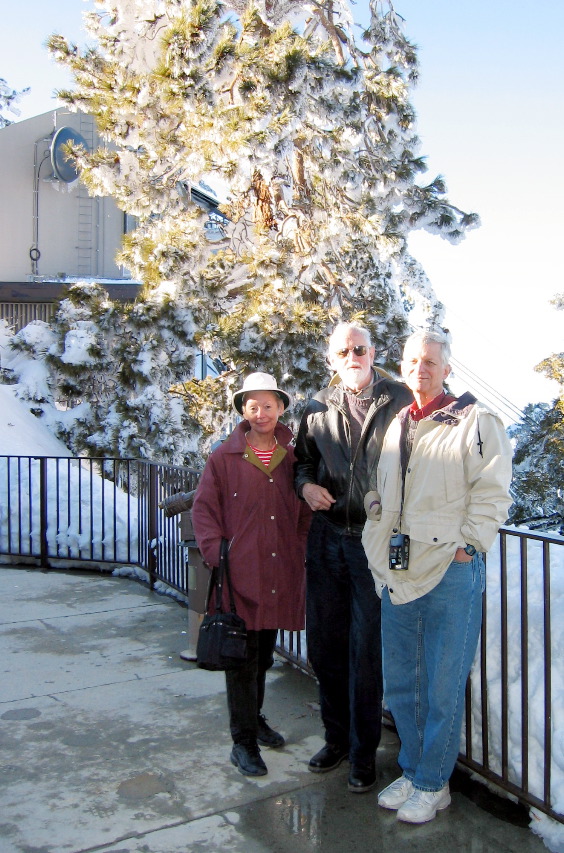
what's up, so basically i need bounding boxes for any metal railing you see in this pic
[0,456,148,567]
[460,526,564,824]
[147,461,200,595]
[0,455,198,581]
[0,454,562,824]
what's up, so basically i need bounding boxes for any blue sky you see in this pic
[3,0,563,417]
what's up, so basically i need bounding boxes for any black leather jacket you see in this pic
[294,373,413,535]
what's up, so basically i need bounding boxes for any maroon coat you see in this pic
[191,421,311,631]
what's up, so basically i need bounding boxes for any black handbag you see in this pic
[196,538,248,671]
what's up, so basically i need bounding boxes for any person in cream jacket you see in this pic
[362,328,512,825]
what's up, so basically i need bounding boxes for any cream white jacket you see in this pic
[362,393,513,604]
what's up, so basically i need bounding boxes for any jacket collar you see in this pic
[399,391,477,427]
[225,420,294,452]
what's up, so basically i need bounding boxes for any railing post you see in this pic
[38,456,49,569]
[147,463,159,589]
[543,539,552,811]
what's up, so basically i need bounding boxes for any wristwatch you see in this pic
[464,544,477,556]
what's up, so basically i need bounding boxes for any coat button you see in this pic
[433,537,438,542]
[271,515,275,520]
[272,552,276,557]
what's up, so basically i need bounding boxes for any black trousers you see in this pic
[225,629,278,745]
[306,513,382,763]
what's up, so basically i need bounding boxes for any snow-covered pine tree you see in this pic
[508,293,564,532]
[1,282,194,462]
[45,0,478,462]
[2,321,58,414]
[48,281,194,461]
[0,77,29,128]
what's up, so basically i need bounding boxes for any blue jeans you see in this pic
[306,513,382,764]
[381,554,484,791]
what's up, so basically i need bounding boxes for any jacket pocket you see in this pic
[441,447,467,503]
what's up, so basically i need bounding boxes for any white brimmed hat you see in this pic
[232,372,292,415]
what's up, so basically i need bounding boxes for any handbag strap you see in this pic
[220,538,238,615]
[208,538,238,615]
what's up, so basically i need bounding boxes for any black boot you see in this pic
[257,714,285,748]
[348,758,377,792]
[230,742,268,776]
[308,743,349,773]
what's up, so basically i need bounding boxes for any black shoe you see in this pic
[257,714,285,748]
[348,760,377,793]
[308,743,349,773]
[230,743,267,776]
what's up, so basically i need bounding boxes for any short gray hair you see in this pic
[328,322,372,353]
[403,328,452,367]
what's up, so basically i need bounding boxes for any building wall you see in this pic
[0,110,128,283]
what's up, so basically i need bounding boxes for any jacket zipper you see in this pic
[332,391,391,534]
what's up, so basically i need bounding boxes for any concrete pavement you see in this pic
[0,565,547,853]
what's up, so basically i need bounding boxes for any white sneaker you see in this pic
[378,775,414,810]
[396,785,451,824]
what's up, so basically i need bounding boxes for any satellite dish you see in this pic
[50,127,89,183]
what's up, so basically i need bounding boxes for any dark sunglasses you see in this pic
[333,346,368,358]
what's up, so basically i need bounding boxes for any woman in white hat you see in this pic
[192,373,311,777]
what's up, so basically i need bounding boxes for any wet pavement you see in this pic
[0,565,548,853]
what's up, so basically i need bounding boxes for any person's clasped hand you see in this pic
[302,483,336,512]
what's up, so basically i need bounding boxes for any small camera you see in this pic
[389,533,410,570]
